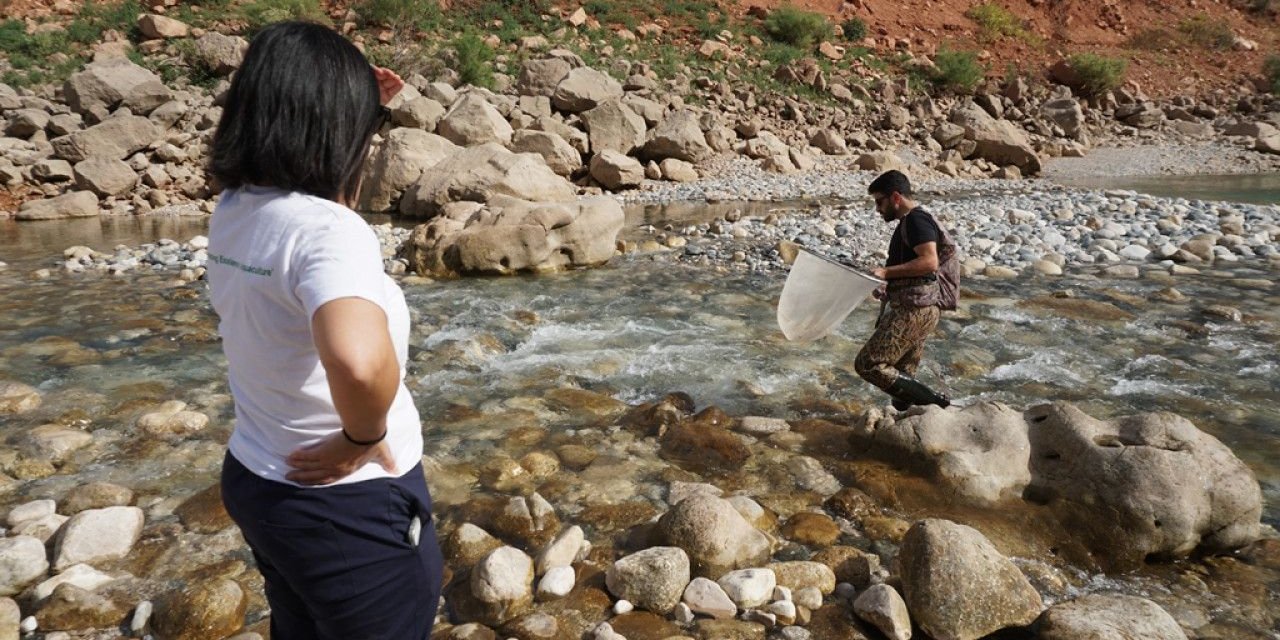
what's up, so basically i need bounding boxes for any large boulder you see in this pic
[517,58,572,97]
[1035,594,1187,640]
[1025,402,1261,568]
[359,128,459,212]
[402,195,623,277]
[391,96,446,131]
[399,143,576,217]
[847,402,1031,503]
[1040,97,1085,139]
[437,93,515,147]
[509,130,581,177]
[16,191,99,221]
[63,58,171,116]
[588,149,644,190]
[900,519,1043,640]
[605,547,690,615]
[551,67,623,113]
[949,101,1042,175]
[191,32,248,76]
[850,402,1263,569]
[657,493,772,579]
[51,115,162,163]
[642,109,713,163]
[73,157,137,197]
[581,99,647,154]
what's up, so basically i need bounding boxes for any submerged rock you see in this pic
[151,578,247,640]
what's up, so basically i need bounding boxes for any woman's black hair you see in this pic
[209,21,381,204]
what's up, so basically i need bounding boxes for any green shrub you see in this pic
[1177,13,1235,50]
[0,22,74,68]
[1068,53,1127,96]
[451,32,494,88]
[355,0,440,27]
[1127,27,1174,50]
[931,48,985,93]
[243,0,328,30]
[841,17,867,41]
[1265,54,1280,94]
[764,6,832,48]
[80,0,144,39]
[763,43,804,69]
[965,3,1028,40]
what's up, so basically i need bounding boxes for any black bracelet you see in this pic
[341,428,387,446]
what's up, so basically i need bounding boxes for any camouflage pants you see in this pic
[854,303,941,391]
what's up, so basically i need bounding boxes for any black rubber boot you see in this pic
[891,396,911,411]
[886,375,951,408]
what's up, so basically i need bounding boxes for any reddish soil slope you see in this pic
[733,0,1279,97]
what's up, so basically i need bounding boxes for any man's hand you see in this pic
[286,431,397,486]
[373,66,404,105]
[872,267,888,280]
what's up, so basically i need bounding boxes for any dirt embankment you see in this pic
[735,0,1278,98]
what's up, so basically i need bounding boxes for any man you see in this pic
[855,170,951,410]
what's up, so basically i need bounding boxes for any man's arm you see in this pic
[873,242,939,280]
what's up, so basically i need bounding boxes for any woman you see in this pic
[206,21,443,639]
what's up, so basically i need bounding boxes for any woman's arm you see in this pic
[286,297,399,485]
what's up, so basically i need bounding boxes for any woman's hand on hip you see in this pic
[373,66,404,105]
[285,432,397,485]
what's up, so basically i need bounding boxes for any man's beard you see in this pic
[880,208,895,222]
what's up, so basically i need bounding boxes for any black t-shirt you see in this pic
[887,207,940,268]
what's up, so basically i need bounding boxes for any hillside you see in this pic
[737,0,1279,97]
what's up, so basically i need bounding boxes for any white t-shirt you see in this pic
[206,185,422,486]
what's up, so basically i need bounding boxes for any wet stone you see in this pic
[823,488,878,523]
[446,523,505,567]
[0,536,49,596]
[5,499,56,528]
[554,444,597,471]
[151,578,247,640]
[810,546,879,589]
[693,618,767,640]
[781,512,841,547]
[0,382,41,415]
[607,611,683,640]
[174,483,233,533]
[53,506,145,570]
[501,612,558,640]
[61,482,134,514]
[35,583,128,631]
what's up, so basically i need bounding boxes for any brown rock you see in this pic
[35,583,127,631]
[174,484,233,533]
[811,546,879,588]
[151,579,248,640]
[824,487,878,522]
[780,512,841,546]
[609,611,683,640]
[61,482,133,514]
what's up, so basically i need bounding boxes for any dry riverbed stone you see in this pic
[605,546,690,615]
[52,506,145,570]
[900,518,1043,640]
[0,536,49,596]
[657,493,771,579]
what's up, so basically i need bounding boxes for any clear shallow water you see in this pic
[2,254,1275,521]
[1051,173,1280,206]
[1,202,1278,634]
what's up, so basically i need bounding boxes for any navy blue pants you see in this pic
[221,452,443,640]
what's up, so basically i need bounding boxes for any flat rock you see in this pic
[52,506,145,571]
